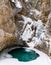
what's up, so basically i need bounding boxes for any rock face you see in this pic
[36,0,50,24]
[0,29,17,51]
[0,0,51,57]
[0,0,18,51]
[35,15,51,56]
[46,13,51,35]
[0,0,16,33]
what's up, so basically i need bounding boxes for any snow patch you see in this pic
[15,0,22,8]
[30,9,41,16]
[21,23,34,41]
[11,0,22,8]
[25,0,29,2]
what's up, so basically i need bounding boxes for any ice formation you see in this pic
[21,13,51,55]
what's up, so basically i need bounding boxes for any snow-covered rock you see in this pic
[21,17,44,47]
[21,23,34,41]
[30,9,41,16]
[35,20,44,38]
[11,0,22,8]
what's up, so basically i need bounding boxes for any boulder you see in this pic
[0,0,16,33]
[0,0,18,51]
[36,0,50,24]
[0,29,18,51]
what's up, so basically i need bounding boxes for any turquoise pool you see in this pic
[8,48,39,62]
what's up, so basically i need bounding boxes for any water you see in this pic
[8,48,39,62]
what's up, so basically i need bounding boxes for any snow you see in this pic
[21,16,44,47]
[35,20,44,38]
[49,38,51,53]
[0,48,51,65]
[25,0,29,2]
[21,23,34,41]
[48,12,51,19]
[27,37,41,47]
[15,0,22,8]
[21,16,45,49]
[11,0,14,2]
[21,16,44,41]
[21,15,35,34]
[11,0,22,8]
[22,15,34,25]
[0,53,12,60]
[20,14,51,57]
[30,9,41,16]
